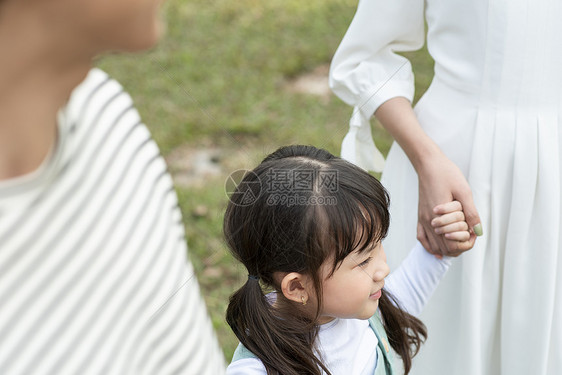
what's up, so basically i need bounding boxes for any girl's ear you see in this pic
[280,272,313,304]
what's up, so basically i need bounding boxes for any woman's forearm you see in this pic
[374,97,443,171]
[374,96,480,255]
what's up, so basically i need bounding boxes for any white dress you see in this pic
[330,1,562,375]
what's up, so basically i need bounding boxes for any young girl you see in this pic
[224,145,473,375]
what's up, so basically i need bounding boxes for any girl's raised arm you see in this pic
[385,200,474,315]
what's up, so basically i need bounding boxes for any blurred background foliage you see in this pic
[97,0,434,360]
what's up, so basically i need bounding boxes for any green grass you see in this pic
[97,0,434,361]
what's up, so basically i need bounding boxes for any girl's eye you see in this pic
[358,257,372,268]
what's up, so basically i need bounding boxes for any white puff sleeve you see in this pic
[329,0,425,172]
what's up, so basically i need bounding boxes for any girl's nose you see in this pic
[372,244,390,281]
[373,261,390,281]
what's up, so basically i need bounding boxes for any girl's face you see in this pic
[316,241,390,324]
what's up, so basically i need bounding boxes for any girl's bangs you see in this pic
[312,174,390,275]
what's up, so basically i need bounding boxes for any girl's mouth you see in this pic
[369,289,382,300]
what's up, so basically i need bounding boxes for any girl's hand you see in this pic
[431,200,476,254]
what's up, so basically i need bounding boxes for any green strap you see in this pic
[231,343,256,362]
[368,312,395,375]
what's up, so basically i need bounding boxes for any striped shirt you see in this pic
[0,69,226,375]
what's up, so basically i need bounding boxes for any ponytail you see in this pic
[379,290,427,374]
[226,277,332,375]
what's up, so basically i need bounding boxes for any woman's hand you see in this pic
[416,153,481,257]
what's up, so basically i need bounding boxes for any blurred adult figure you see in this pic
[0,1,225,374]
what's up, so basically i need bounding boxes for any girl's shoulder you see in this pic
[227,344,266,375]
[231,343,257,361]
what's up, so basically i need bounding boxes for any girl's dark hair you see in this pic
[225,145,426,375]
